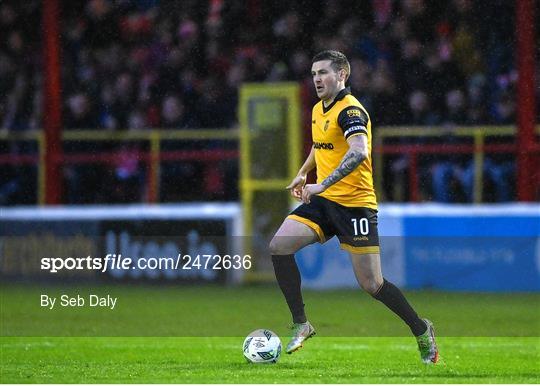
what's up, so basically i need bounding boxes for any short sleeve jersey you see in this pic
[311,87,377,209]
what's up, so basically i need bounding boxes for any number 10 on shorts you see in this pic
[351,218,369,236]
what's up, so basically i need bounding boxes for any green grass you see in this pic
[1,337,538,383]
[1,284,539,383]
[1,284,538,337]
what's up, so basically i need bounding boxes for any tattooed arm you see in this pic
[301,135,368,203]
[321,135,367,188]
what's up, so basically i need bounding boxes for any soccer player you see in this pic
[269,50,439,364]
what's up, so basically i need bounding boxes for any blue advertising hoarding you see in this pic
[297,204,540,292]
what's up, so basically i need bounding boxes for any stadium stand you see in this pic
[0,0,537,204]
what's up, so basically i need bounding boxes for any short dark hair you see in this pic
[312,50,350,81]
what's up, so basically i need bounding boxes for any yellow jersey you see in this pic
[312,87,377,209]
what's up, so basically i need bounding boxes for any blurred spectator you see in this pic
[492,90,516,125]
[408,91,440,126]
[65,92,99,129]
[465,74,489,124]
[461,158,515,202]
[370,59,405,126]
[1,0,527,204]
[161,95,195,128]
[430,89,469,202]
[3,0,519,134]
[128,109,148,129]
[108,143,145,203]
[197,77,236,128]
[442,89,467,125]
[385,90,439,201]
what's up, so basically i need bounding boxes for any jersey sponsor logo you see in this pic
[344,126,367,137]
[353,236,369,241]
[347,109,362,117]
[313,141,334,150]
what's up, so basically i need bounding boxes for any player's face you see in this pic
[311,60,343,101]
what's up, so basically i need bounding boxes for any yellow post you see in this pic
[473,130,484,203]
[287,88,302,194]
[239,83,301,238]
[37,132,46,205]
[238,91,252,239]
[239,83,301,282]
[373,130,384,201]
[149,131,161,203]
[243,188,254,255]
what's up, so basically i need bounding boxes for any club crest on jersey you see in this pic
[323,120,329,132]
[347,109,362,117]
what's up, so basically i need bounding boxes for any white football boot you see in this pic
[286,321,316,354]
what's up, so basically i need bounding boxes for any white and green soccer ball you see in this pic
[243,329,282,364]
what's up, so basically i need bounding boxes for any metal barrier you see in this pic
[0,129,238,204]
[374,126,540,203]
[1,126,538,204]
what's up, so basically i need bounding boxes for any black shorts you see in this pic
[287,195,380,254]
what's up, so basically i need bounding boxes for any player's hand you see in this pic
[286,174,307,201]
[301,183,326,204]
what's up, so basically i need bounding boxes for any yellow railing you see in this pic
[0,129,238,205]
[373,125,539,202]
[1,125,537,204]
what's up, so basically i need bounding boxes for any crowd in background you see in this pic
[1,0,537,204]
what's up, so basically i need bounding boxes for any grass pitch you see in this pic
[2,337,538,383]
[1,284,539,383]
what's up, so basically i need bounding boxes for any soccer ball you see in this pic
[242,329,281,364]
